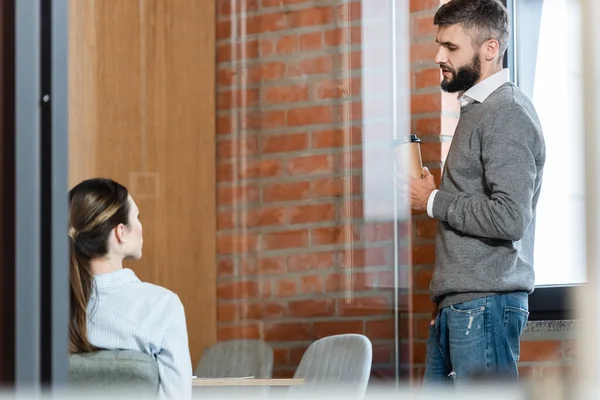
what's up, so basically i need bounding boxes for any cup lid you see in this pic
[390,134,421,147]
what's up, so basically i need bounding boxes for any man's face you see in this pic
[435,24,482,93]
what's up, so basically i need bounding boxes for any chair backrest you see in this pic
[69,350,159,393]
[292,334,372,395]
[194,339,273,378]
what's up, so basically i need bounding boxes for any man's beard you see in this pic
[440,53,481,93]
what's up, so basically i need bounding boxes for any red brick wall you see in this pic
[215,0,405,379]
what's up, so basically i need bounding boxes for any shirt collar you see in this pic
[459,68,510,107]
[93,268,140,289]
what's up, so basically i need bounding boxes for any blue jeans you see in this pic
[423,292,529,386]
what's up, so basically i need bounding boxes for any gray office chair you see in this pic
[69,350,159,394]
[292,334,373,395]
[194,339,274,378]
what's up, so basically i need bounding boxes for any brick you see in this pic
[313,320,363,339]
[217,68,236,87]
[217,281,260,299]
[217,40,259,63]
[238,159,283,179]
[340,247,389,268]
[352,272,378,291]
[264,84,309,104]
[300,275,323,294]
[217,137,259,158]
[373,345,393,364]
[275,35,298,55]
[216,114,235,135]
[366,319,395,339]
[273,348,289,366]
[287,106,335,126]
[341,199,363,220]
[363,222,395,242]
[217,89,260,110]
[218,303,238,322]
[410,0,440,13]
[325,273,344,292]
[263,181,311,202]
[288,299,334,317]
[324,26,362,47]
[217,210,235,230]
[218,258,235,276]
[412,342,427,364]
[287,251,336,272]
[261,133,308,153]
[312,225,358,246]
[415,317,432,339]
[288,7,335,28]
[217,185,260,206]
[241,206,286,228]
[272,368,295,378]
[311,127,362,148]
[413,244,436,264]
[287,154,334,175]
[288,202,335,224]
[257,12,288,32]
[259,257,287,275]
[264,322,312,341]
[299,32,323,51]
[413,15,437,37]
[411,93,442,114]
[289,346,308,364]
[410,41,437,63]
[311,175,363,197]
[217,233,258,254]
[262,229,309,250]
[420,141,442,163]
[414,68,441,89]
[242,110,286,130]
[276,279,297,297]
[520,341,562,362]
[218,0,259,15]
[259,62,287,82]
[415,268,433,290]
[217,162,234,183]
[415,218,438,239]
[288,55,335,77]
[412,293,435,313]
[338,1,362,22]
[240,302,287,319]
[218,323,262,341]
[216,20,232,40]
[262,0,310,6]
[415,117,441,136]
[339,297,390,316]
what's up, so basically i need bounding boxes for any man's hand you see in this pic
[430,302,439,326]
[411,167,436,211]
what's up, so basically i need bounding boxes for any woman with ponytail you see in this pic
[69,178,192,398]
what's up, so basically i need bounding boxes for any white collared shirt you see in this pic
[426,69,511,218]
[87,268,192,399]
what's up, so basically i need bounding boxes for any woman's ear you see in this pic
[115,223,127,244]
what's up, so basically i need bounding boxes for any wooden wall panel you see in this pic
[69,0,216,367]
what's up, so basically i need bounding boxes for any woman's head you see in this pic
[68,178,143,352]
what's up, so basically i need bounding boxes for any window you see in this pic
[507,0,584,318]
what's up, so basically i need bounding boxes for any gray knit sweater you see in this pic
[430,82,546,308]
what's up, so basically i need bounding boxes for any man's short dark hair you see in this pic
[434,0,509,59]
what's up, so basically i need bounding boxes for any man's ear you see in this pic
[483,39,500,61]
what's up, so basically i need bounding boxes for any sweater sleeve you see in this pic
[432,103,542,241]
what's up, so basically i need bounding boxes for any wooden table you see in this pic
[192,378,304,387]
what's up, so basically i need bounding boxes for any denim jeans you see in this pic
[423,292,529,386]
